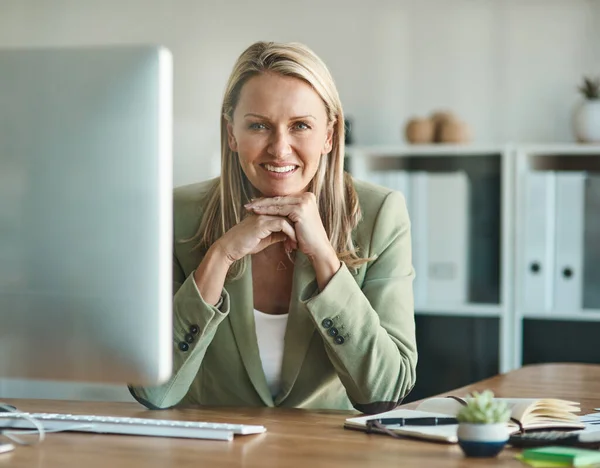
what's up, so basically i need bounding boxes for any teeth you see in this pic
[264,164,296,173]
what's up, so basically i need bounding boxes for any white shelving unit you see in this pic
[415,304,502,317]
[346,143,600,377]
[513,144,600,369]
[346,144,515,373]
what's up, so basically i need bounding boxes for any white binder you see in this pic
[522,172,555,313]
[410,172,429,308]
[383,170,411,202]
[369,167,410,201]
[427,172,470,305]
[368,170,386,189]
[410,172,470,307]
[552,172,585,312]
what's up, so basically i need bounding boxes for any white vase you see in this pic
[457,422,509,457]
[573,100,600,143]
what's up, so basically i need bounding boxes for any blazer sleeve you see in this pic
[302,190,417,414]
[128,253,230,409]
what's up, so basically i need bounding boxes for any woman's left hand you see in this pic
[244,192,334,262]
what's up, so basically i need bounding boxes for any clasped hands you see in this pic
[217,192,337,266]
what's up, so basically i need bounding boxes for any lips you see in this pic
[261,163,298,173]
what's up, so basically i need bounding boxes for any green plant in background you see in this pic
[578,76,600,100]
[456,390,511,424]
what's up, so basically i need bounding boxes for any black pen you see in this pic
[366,417,458,426]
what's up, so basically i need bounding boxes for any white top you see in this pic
[253,309,288,398]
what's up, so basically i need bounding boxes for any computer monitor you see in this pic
[0,45,173,386]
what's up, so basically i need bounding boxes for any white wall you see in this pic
[1,0,598,188]
[0,0,598,401]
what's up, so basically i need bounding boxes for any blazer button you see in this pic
[178,341,189,352]
[184,333,195,344]
[321,318,333,329]
[327,327,339,337]
[334,335,345,345]
[189,324,200,335]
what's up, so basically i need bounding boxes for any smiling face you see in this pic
[227,73,333,197]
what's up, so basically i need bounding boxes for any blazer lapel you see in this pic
[226,257,273,407]
[275,252,317,405]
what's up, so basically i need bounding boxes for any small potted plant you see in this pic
[573,76,600,143]
[456,390,511,457]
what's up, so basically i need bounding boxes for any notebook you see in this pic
[344,396,584,443]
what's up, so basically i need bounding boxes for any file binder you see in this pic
[553,173,585,312]
[410,172,429,308]
[522,172,555,313]
[410,172,469,307]
[368,167,410,202]
[368,170,386,189]
[384,170,411,202]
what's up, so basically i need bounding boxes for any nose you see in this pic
[267,128,292,158]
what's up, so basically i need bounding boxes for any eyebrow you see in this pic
[243,113,317,121]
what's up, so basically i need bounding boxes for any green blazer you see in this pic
[130,178,417,414]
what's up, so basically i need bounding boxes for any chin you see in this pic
[263,188,295,197]
[257,182,309,198]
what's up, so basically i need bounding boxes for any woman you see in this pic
[130,41,417,414]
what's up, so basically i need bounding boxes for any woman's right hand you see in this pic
[194,213,296,305]
[216,213,298,265]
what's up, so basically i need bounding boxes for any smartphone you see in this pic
[0,442,15,454]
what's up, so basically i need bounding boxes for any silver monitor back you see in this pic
[0,45,173,386]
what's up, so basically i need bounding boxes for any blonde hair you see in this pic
[194,41,368,279]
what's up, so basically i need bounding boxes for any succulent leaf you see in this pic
[456,390,511,424]
[578,76,600,100]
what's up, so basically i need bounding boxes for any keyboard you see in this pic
[0,412,266,441]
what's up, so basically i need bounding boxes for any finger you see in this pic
[265,232,288,247]
[262,217,297,244]
[249,203,296,217]
[252,234,284,255]
[283,237,297,253]
[245,196,303,209]
[255,231,298,254]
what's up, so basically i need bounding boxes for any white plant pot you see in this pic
[457,422,509,457]
[573,100,600,143]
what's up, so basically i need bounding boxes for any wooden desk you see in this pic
[1,363,599,467]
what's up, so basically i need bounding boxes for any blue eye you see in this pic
[249,122,267,130]
[294,122,310,130]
